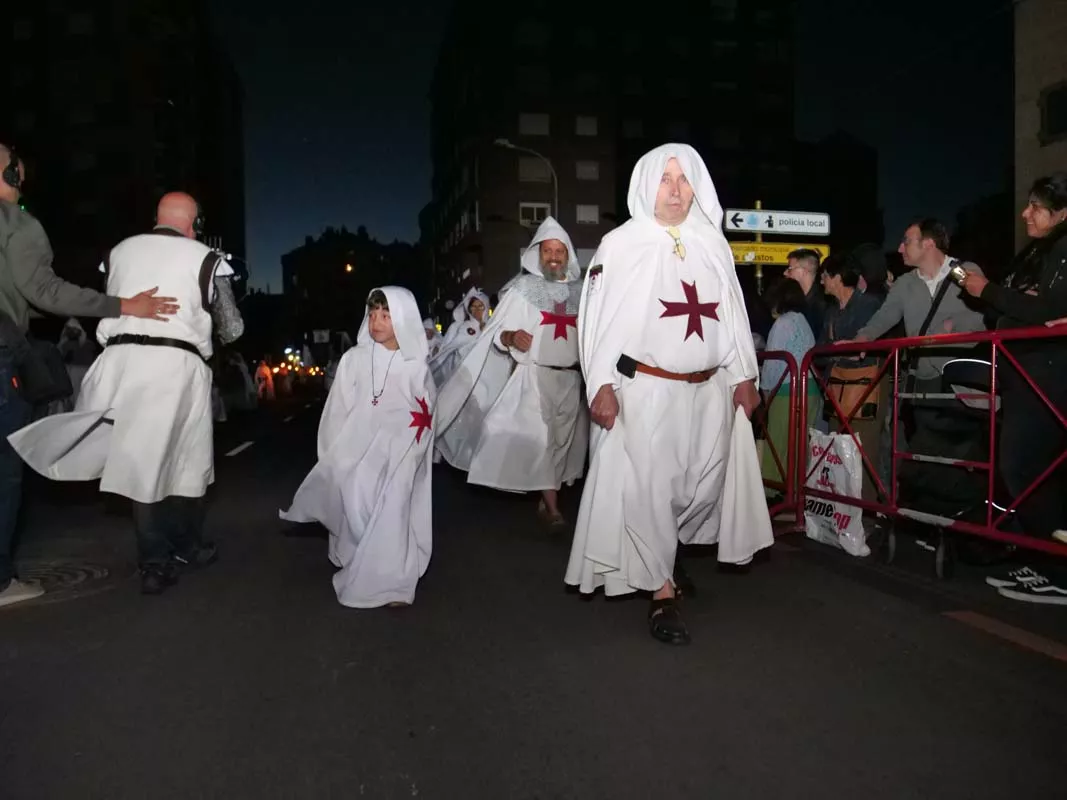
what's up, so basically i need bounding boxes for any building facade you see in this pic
[282,226,422,353]
[1014,0,1067,247]
[422,0,796,314]
[1,0,244,289]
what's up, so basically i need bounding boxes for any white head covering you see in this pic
[520,216,581,281]
[422,317,436,332]
[356,286,428,362]
[452,287,490,324]
[626,143,725,233]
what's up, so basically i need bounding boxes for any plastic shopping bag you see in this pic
[804,428,870,557]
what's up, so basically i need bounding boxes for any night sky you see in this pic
[211,0,1013,292]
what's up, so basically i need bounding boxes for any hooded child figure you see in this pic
[280,286,435,608]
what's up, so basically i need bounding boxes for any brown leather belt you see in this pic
[617,354,716,384]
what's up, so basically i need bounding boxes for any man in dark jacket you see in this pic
[0,143,178,608]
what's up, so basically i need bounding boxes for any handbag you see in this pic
[827,362,881,421]
[825,311,881,420]
[20,337,74,405]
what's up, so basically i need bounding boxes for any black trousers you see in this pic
[132,495,206,568]
[999,366,1067,540]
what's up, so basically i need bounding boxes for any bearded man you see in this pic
[566,144,774,645]
[436,216,587,525]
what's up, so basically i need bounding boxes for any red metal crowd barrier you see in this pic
[754,350,800,521]
[774,324,1067,557]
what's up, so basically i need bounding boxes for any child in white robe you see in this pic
[280,286,435,608]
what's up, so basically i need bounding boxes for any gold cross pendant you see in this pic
[667,226,686,260]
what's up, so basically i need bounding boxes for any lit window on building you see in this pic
[576,115,598,137]
[519,157,552,183]
[519,112,550,136]
[622,118,644,138]
[1040,83,1067,144]
[576,160,600,181]
[576,204,600,225]
[519,202,551,226]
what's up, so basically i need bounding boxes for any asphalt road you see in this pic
[2,396,1066,799]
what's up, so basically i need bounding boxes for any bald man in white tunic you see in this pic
[565,144,774,645]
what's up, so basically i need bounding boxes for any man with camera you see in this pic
[0,143,177,608]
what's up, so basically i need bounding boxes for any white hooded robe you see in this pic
[565,143,774,596]
[435,216,588,492]
[280,286,435,609]
[429,288,490,387]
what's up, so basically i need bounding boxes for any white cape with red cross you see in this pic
[280,286,436,608]
[434,283,589,492]
[565,143,774,596]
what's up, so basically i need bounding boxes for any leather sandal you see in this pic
[648,597,691,645]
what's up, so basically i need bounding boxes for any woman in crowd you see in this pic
[962,172,1067,605]
[759,278,818,494]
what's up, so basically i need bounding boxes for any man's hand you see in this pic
[1046,317,1067,328]
[733,379,760,420]
[590,384,619,430]
[834,335,868,346]
[961,270,989,298]
[504,329,533,353]
[121,287,180,321]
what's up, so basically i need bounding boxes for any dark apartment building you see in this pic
[1,1,244,289]
[421,0,796,312]
[791,132,884,252]
[282,226,422,349]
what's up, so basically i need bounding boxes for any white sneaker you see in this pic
[0,579,45,609]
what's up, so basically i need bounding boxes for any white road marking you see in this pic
[284,415,294,423]
[304,403,312,409]
[225,441,254,457]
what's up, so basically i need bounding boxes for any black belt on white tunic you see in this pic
[106,333,206,362]
[537,363,580,372]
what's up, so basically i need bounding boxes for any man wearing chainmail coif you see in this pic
[434,216,588,526]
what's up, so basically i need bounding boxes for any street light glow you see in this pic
[345,263,353,273]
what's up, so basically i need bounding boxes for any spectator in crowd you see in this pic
[964,173,1067,605]
[759,278,818,494]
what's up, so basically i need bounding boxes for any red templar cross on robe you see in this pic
[409,397,433,444]
[540,301,578,341]
[659,280,720,341]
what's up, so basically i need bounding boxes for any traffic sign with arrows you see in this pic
[725,209,831,236]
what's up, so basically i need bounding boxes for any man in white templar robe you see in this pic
[8,192,243,596]
[280,286,435,609]
[429,288,489,387]
[435,216,588,524]
[565,144,774,646]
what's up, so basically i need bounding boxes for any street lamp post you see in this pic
[494,138,558,221]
